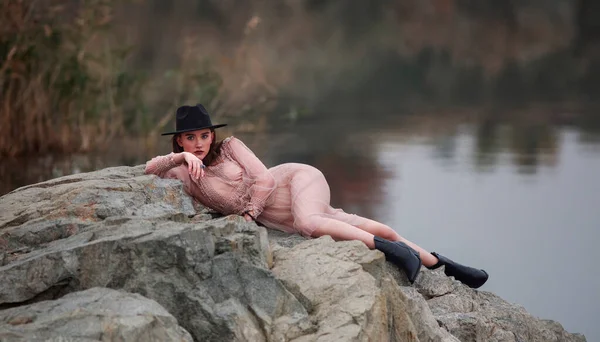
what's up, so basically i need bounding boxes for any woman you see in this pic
[145,104,489,288]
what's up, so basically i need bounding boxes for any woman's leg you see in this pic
[308,217,377,248]
[339,214,489,288]
[287,166,487,288]
[288,168,422,282]
[358,219,439,266]
[306,215,422,283]
[329,212,439,267]
[287,167,435,264]
[287,168,378,248]
[303,210,434,264]
[329,213,488,288]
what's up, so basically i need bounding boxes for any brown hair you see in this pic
[171,131,224,166]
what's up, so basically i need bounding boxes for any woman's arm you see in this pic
[145,152,205,179]
[226,138,276,219]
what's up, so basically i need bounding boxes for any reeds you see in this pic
[0,0,143,156]
[0,0,274,157]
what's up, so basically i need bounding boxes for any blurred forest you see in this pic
[1,0,599,157]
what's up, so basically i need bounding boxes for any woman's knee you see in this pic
[294,215,322,236]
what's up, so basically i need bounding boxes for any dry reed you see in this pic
[0,0,143,156]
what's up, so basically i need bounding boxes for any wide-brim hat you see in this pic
[161,104,227,135]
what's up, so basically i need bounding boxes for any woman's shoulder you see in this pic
[221,135,239,145]
[220,136,255,159]
[219,136,236,157]
[220,136,245,150]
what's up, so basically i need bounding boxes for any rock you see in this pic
[426,288,587,342]
[0,165,587,341]
[0,166,305,342]
[0,165,200,265]
[399,285,461,342]
[411,264,586,341]
[0,287,193,341]
[0,215,308,342]
[271,235,454,341]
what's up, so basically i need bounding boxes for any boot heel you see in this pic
[429,252,488,288]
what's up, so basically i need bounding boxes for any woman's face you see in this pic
[177,129,214,160]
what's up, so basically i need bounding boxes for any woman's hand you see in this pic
[243,210,255,222]
[182,152,205,179]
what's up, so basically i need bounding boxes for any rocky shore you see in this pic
[0,166,586,341]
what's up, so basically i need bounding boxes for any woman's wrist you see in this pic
[172,152,187,164]
[245,210,256,219]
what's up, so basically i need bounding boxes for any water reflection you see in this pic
[509,124,560,174]
[473,119,501,170]
[470,120,560,174]
[1,105,599,197]
[0,142,158,196]
[578,109,600,146]
[376,129,600,342]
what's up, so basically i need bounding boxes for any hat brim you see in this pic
[161,124,227,136]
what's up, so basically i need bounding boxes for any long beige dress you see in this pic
[145,136,365,237]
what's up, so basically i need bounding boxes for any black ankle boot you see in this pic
[428,252,489,289]
[374,236,422,283]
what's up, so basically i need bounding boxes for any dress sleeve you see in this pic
[226,137,276,218]
[144,153,179,177]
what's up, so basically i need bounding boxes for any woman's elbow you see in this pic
[255,173,276,191]
[144,163,154,175]
[266,174,276,190]
[144,162,162,176]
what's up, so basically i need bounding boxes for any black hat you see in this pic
[161,104,227,135]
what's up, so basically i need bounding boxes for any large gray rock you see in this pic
[0,166,587,341]
[270,235,460,342]
[412,267,587,342]
[0,287,193,341]
[0,166,306,341]
[0,216,307,341]
[0,165,200,260]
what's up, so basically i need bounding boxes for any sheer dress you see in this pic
[145,136,365,237]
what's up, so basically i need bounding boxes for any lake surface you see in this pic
[1,107,599,341]
[258,115,600,341]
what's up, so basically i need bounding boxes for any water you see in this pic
[1,110,599,340]
[257,116,600,341]
[380,128,600,341]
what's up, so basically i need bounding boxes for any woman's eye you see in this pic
[187,136,194,141]
[202,135,209,139]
